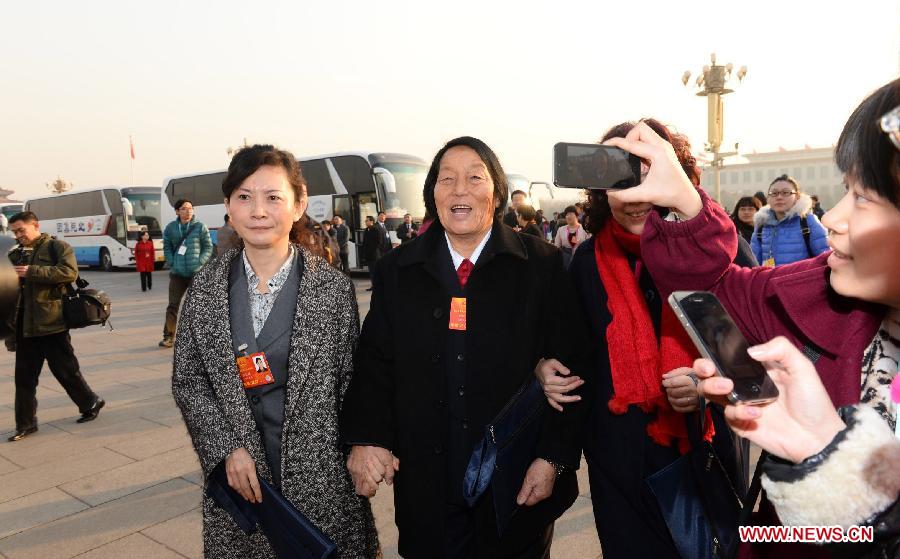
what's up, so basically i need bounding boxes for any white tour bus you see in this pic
[24,187,165,270]
[161,152,428,271]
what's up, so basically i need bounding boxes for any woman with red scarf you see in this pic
[538,119,748,558]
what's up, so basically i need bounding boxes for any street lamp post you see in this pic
[682,53,747,204]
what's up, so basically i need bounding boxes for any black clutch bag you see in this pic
[207,461,337,559]
[463,378,547,536]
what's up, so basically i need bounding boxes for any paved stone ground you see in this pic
[0,269,603,558]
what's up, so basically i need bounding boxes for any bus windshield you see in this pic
[507,174,530,197]
[1,205,23,219]
[123,192,162,236]
[378,162,428,222]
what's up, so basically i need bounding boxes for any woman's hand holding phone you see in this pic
[603,122,703,219]
[694,336,846,464]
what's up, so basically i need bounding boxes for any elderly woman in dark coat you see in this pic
[172,145,379,558]
[341,136,591,559]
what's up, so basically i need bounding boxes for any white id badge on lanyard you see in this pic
[177,244,187,255]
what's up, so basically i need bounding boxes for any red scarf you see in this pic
[594,219,713,453]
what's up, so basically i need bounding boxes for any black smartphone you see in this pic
[553,142,642,190]
[668,291,779,405]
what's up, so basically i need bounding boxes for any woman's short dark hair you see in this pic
[221,144,324,256]
[584,119,700,234]
[731,196,761,218]
[516,204,536,222]
[563,205,578,217]
[835,78,900,208]
[174,199,192,211]
[423,136,509,223]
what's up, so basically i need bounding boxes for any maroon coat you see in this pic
[640,191,885,558]
[134,240,156,273]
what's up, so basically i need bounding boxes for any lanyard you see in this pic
[177,221,195,246]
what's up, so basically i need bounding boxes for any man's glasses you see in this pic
[880,105,900,151]
[767,190,797,198]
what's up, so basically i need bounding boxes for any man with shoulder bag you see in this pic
[6,212,104,442]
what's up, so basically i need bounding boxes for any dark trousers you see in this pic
[443,502,553,559]
[338,252,349,273]
[140,271,152,291]
[163,273,192,340]
[14,331,97,430]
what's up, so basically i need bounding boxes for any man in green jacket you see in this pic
[7,212,104,442]
[159,199,212,348]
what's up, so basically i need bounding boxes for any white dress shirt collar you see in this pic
[445,229,492,271]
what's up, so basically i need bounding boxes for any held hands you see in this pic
[225,447,262,503]
[662,366,701,413]
[603,122,703,219]
[534,358,583,412]
[347,445,400,497]
[516,458,557,506]
[694,336,846,464]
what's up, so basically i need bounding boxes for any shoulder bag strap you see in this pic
[799,215,813,257]
[47,239,81,294]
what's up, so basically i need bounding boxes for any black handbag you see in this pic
[47,240,112,330]
[62,277,112,330]
[207,461,337,559]
[645,399,749,559]
[463,378,547,537]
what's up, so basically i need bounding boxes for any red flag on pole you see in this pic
[130,136,136,160]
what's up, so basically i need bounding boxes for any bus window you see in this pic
[113,215,127,245]
[333,196,352,229]
[104,190,124,214]
[357,193,378,231]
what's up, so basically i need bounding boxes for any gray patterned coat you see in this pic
[172,247,380,558]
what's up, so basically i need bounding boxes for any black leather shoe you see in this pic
[7,427,37,442]
[77,399,105,423]
[158,338,173,348]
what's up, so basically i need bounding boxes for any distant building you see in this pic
[700,147,842,211]
[0,186,20,204]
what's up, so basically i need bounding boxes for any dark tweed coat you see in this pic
[172,246,380,558]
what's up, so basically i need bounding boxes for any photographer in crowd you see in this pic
[6,212,104,442]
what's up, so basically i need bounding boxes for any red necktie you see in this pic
[457,259,474,289]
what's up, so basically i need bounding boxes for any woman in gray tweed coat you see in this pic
[172,144,379,558]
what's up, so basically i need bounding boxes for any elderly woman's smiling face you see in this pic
[434,146,498,242]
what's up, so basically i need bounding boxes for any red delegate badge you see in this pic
[449,297,467,331]
[236,352,274,389]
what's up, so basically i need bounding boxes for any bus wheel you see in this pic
[99,248,112,271]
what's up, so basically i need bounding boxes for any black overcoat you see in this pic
[341,220,591,558]
[569,238,749,559]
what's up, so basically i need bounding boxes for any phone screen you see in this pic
[670,291,778,403]
[553,143,641,190]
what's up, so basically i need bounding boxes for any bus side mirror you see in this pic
[373,168,396,193]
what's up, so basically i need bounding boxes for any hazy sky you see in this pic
[2,0,898,201]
